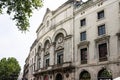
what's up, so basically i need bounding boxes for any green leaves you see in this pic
[0,57,21,80]
[0,0,43,32]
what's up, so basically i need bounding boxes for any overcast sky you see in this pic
[0,0,87,72]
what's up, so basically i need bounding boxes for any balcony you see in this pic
[81,60,87,64]
[99,57,107,62]
[33,62,75,76]
[52,62,73,70]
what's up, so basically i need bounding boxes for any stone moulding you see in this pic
[77,41,90,48]
[94,35,110,43]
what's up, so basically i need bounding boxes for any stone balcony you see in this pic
[33,62,75,76]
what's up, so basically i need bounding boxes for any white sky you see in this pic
[0,0,87,72]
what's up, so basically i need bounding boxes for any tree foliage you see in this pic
[0,0,43,31]
[0,57,21,80]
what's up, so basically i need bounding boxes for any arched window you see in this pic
[44,40,50,67]
[55,73,63,80]
[79,71,91,80]
[55,33,64,65]
[98,68,112,79]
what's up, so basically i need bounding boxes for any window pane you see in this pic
[57,51,63,64]
[80,31,86,41]
[98,10,104,19]
[99,43,107,62]
[98,24,105,35]
[81,48,87,64]
[81,18,86,26]
[46,59,49,67]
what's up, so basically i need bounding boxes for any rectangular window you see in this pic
[37,58,41,69]
[80,31,86,41]
[98,10,104,19]
[80,18,86,26]
[81,48,87,64]
[98,24,105,36]
[57,51,63,64]
[98,43,108,62]
[119,2,120,13]
[45,58,49,67]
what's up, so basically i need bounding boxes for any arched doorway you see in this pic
[98,68,112,80]
[79,71,91,80]
[55,73,63,80]
[44,75,49,80]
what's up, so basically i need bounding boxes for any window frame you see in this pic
[98,24,106,36]
[44,54,50,67]
[80,31,86,41]
[98,43,108,62]
[80,48,88,64]
[56,50,63,65]
[80,18,86,27]
[97,10,104,20]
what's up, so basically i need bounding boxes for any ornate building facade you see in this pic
[24,0,120,80]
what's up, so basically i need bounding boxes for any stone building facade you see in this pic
[23,55,29,80]
[25,0,120,80]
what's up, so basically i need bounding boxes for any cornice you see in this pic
[37,16,73,41]
[74,0,107,15]
[94,35,110,43]
[77,41,90,47]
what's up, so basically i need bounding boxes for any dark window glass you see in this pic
[99,43,108,62]
[80,31,86,41]
[98,24,105,36]
[37,57,41,69]
[81,48,87,64]
[45,58,49,67]
[98,10,104,19]
[57,51,63,64]
[81,18,86,26]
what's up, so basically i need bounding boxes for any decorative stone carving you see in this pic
[78,41,90,47]
[94,35,110,43]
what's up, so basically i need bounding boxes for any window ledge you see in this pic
[97,17,105,22]
[95,35,110,43]
[80,25,86,28]
[98,61,109,65]
[78,41,90,47]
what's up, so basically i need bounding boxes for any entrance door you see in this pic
[55,73,63,80]
[44,75,49,80]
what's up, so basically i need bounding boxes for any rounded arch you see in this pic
[55,73,63,80]
[97,68,112,78]
[55,33,64,42]
[38,42,42,48]
[37,42,42,51]
[43,36,52,48]
[79,70,91,80]
[52,28,67,42]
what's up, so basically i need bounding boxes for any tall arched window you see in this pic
[98,68,112,79]
[79,70,91,80]
[55,33,64,65]
[44,40,50,67]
